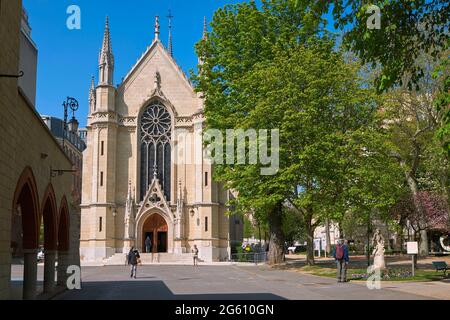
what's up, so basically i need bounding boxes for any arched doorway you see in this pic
[40,184,58,294]
[142,213,168,253]
[11,167,40,300]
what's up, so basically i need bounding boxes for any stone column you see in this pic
[57,251,69,287]
[43,250,57,293]
[23,249,38,300]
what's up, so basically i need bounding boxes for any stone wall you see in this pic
[0,0,80,299]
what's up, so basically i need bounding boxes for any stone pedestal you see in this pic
[23,249,37,300]
[44,250,56,293]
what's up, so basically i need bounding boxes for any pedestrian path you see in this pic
[54,265,431,300]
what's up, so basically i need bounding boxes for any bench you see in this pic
[432,261,448,277]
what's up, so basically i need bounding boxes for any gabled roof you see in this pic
[117,39,194,94]
[136,176,173,223]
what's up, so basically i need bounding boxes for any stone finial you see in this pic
[154,16,160,41]
[203,16,207,39]
[99,16,113,66]
[99,16,114,85]
[167,10,174,57]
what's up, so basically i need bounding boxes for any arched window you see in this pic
[140,101,171,201]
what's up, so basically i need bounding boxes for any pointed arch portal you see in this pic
[142,213,168,253]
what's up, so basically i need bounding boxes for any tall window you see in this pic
[140,101,171,201]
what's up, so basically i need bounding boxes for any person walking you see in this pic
[333,239,349,283]
[192,245,199,267]
[127,247,140,279]
[145,236,152,253]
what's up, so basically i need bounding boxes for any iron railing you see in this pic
[230,252,268,264]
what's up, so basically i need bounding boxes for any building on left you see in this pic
[0,1,81,300]
[42,115,87,206]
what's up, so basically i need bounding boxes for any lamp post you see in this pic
[62,97,79,149]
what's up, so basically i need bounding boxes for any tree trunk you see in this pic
[267,203,285,265]
[305,207,315,266]
[405,172,429,257]
[439,162,450,228]
[325,218,331,255]
[396,224,404,252]
[419,229,429,256]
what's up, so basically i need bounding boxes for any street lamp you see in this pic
[62,97,79,149]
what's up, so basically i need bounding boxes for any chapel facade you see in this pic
[80,17,232,263]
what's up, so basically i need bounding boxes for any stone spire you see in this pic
[99,16,114,85]
[198,17,208,66]
[167,10,174,57]
[203,16,207,40]
[88,76,96,113]
[154,16,160,41]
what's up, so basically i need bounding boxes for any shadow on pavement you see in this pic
[54,280,286,300]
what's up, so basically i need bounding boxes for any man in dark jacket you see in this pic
[333,239,349,283]
[127,247,140,279]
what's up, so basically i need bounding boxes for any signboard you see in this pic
[314,239,321,251]
[407,241,418,254]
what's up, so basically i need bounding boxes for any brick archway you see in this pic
[11,167,40,300]
[11,167,40,251]
[40,184,58,250]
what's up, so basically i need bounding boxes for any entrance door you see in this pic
[142,213,168,253]
[158,232,167,252]
[144,232,153,253]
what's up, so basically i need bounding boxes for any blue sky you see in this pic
[23,0,241,127]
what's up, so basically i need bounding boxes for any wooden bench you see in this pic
[432,261,448,277]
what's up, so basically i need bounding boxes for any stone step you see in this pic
[103,253,194,265]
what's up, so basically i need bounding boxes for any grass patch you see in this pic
[296,265,446,282]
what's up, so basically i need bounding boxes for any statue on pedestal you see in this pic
[372,229,386,270]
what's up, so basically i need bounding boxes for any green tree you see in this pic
[300,0,449,92]
[194,0,328,265]
[196,4,378,264]
[433,47,450,156]
[380,76,448,254]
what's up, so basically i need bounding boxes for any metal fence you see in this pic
[230,252,268,264]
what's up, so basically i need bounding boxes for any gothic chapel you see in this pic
[80,16,233,263]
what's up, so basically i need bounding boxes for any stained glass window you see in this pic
[140,102,171,201]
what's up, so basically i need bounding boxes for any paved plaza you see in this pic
[46,264,448,300]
